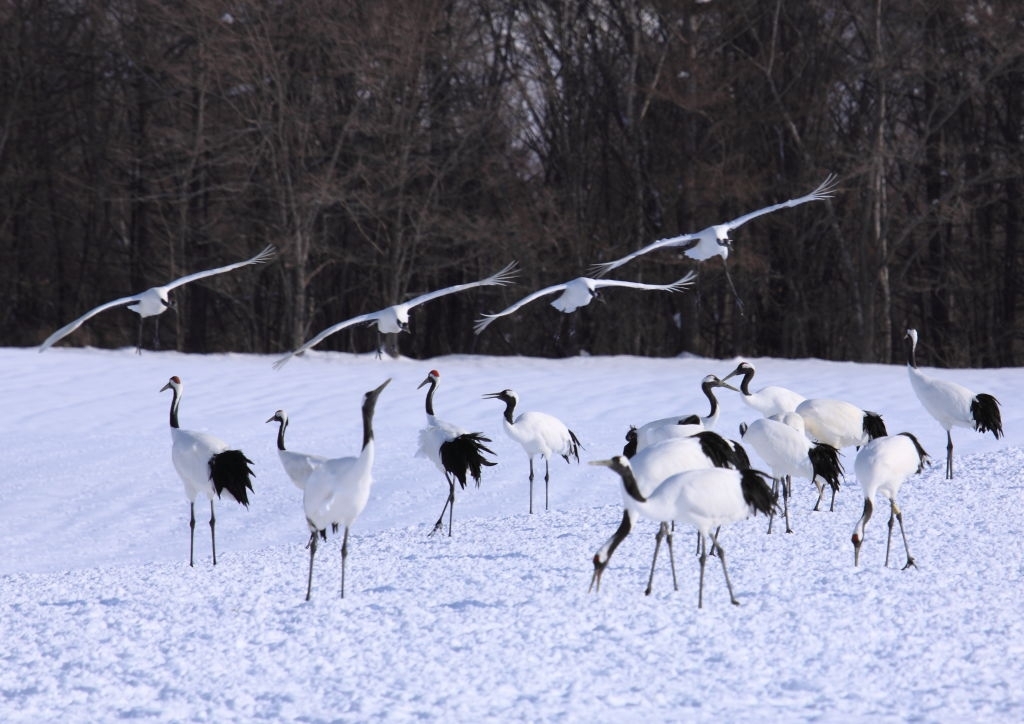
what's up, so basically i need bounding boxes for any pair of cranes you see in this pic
[39,174,839,356]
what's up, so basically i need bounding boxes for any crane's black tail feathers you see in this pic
[863,411,888,441]
[563,429,583,464]
[739,469,777,518]
[622,426,638,459]
[809,442,844,492]
[441,433,497,489]
[692,431,738,469]
[208,449,255,507]
[729,440,752,470]
[898,432,932,473]
[971,394,1003,439]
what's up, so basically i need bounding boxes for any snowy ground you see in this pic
[1,346,1022,722]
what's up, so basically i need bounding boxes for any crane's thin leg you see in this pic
[767,478,780,534]
[829,486,837,512]
[666,521,678,591]
[305,532,317,601]
[528,459,535,514]
[813,479,825,511]
[340,526,349,599]
[544,459,550,511]
[153,315,161,350]
[891,500,915,570]
[431,480,455,536]
[209,500,217,565]
[697,533,708,608]
[946,431,954,480]
[722,258,745,317]
[645,523,668,596]
[711,530,740,606]
[783,475,793,534]
[189,502,196,567]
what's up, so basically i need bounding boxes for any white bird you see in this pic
[302,378,390,600]
[794,397,886,511]
[590,457,776,608]
[415,370,497,536]
[482,389,581,514]
[41,244,277,353]
[738,416,844,533]
[722,361,806,418]
[905,328,1003,479]
[591,430,748,595]
[851,432,931,568]
[160,376,255,567]
[634,375,738,450]
[473,271,696,334]
[266,410,327,490]
[590,174,838,275]
[274,262,518,368]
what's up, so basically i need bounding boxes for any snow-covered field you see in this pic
[2,345,1022,722]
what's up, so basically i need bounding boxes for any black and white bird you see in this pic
[721,361,806,418]
[591,431,746,595]
[590,174,837,275]
[482,389,581,514]
[473,272,696,334]
[905,328,1003,479]
[42,245,277,353]
[739,416,843,533]
[590,457,776,608]
[794,397,886,512]
[415,370,497,536]
[266,410,326,491]
[302,378,390,600]
[160,376,255,567]
[851,432,930,569]
[634,375,738,450]
[274,262,518,367]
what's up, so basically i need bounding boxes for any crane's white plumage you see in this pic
[473,271,695,334]
[302,378,390,600]
[160,376,255,567]
[274,262,518,368]
[483,389,581,514]
[590,174,837,276]
[415,370,496,536]
[591,431,747,594]
[591,457,776,607]
[266,410,326,490]
[634,375,737,450]
[905,328,1003,479]
[722,361,806,418]
[739,416,843,532]
[851,433,930,568]
[795,397,887,451]
[41,245,277,352]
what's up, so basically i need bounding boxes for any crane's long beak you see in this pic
[159,382,172,392]
[588,555,606,593]
[417,376,432,389]
[715,379,740,392]
[265,415,276,424]
[720,364,744,383]
[482,392,503,400]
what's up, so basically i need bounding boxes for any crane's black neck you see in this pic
[168,390,180,429]
[738,368,754,396]
[906,335,918,369]
[362,399,378,449]
[275,419,287,450]
[423,378,437,416]
[702,380,720,418]
[499,396,517,425]
[617,463,647,503]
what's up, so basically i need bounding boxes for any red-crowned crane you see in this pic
[266,410,326,491]
[274,262,517,367]
[721,361,806,418]
[590,457,776,608]
[851,432,930,569]
[482,388,581,514]
[160,376,255,567]
[473,272,695,333]
[302,378,390,600]
[416,370,497,537]
[905,328,1003,479]
[739,416,843,533]
[591,430,747,595]
[42,245,276,354]
[634,375,738,450]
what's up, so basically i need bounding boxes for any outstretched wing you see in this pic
[473,283,569,334]
[592,271,697,293]
[38,294,142,351]
[273,311,381,369]
[719,173,838,233]
[163,244,277,292]
[588,233,700,278]
[405,261,519,310]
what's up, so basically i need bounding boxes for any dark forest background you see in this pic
[2,0,1021,366]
